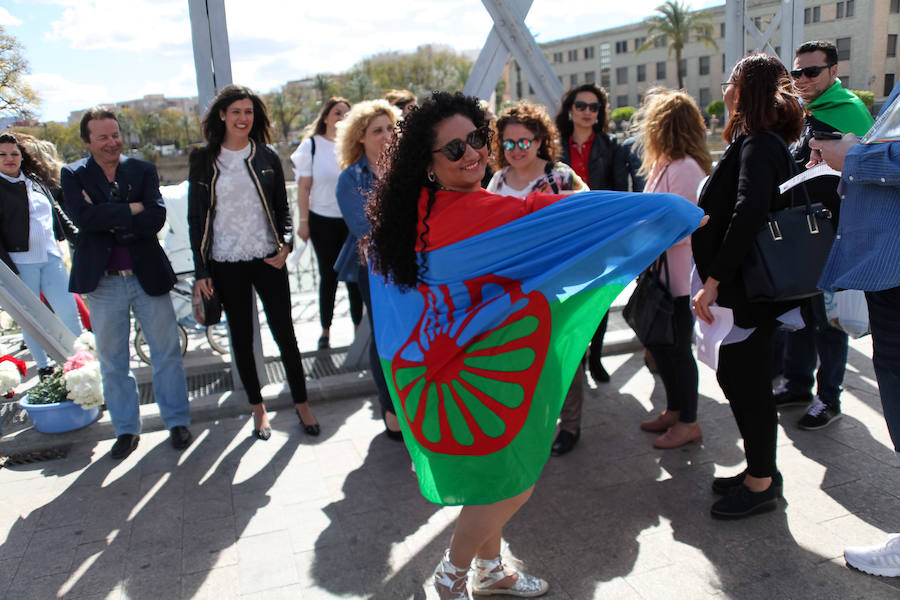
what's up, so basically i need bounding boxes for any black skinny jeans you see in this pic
[646,296,699,423]
[308,211,363,329]
[210,258,308,406]
[716,320,779,478]
[356,263,394,417]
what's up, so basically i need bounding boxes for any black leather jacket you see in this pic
[560,132,629,191]
[187,140,293,279]
[0,174,78,274]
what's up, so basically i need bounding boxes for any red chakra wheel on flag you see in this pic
[391,274,551,455]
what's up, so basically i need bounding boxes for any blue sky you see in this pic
[3,1,721,123]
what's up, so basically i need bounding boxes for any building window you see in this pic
[528,84,534,95]
[553,52,563,64]
[804,6,821,23]
[847,0,855,17]
[654,37,666,48]
[753,16,761,30]
[616,95,629,108]
[699,56,710,76]
[679,59,687,78]
[699,87,711,108]
[720,22,725,38]
[634,37,646,50]
[615,40,628,54]
[568,49,578,62]
[837,2,844,18]
[840,76,851,89]
[637,64,646,82]
[601,70,611,88]
[585,71,596,83]
[516,81,522,98]
[656,61,667,80]
[836,37,851,61]
[886,73,896,96]
[569,74,578,86]
[889,35,898,58]
[616,66,628,85]
[584,46,595,59]
[893,0,900,13]
[558,75,563,85]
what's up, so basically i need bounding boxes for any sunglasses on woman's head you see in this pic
[573,101,601,112]
[431,127,490,162]
[502,137,535,152]
[790,64,834,79]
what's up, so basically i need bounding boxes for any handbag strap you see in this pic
[761,131,812,211]
[649,250,671,287]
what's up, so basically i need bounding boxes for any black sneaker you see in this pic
[110,434,140,460]
[798,397,842,430]
[711,482,779,519]
[712,470,783,496]
[773,389,812,409]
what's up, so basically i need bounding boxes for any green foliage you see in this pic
[636,1,718,89]
[265,84,310,142]
[13,121,85,162]
[0,25,39,118]
[611,106,635,122]
[852,90,874,109]
[706,99,725,116]
[27,369,69,405]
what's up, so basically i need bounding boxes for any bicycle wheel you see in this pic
[134,324,189,365]
[206,322,230,355]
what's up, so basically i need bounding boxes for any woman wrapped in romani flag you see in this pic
[364,91,703,599]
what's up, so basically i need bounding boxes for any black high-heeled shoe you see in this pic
[251,412,271,441]
[383,414,402,441]
[296,409,321,436]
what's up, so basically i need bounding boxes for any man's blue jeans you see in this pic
[783,294,848,409]
[16,254,83,368]
[865,286,900,454]
[87,274,190,436]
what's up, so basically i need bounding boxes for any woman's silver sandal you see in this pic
[433,550,470,599]
[471,555,548,597]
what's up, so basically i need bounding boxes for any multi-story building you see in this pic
[509,0,900,114]
[67,94,199,126]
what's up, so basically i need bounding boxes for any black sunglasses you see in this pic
[502,137,535,152]
[790,64,834,79]
[431,127,490,162]
[573,101,601,112]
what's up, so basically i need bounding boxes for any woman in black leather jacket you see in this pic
[0,132,82,378]
[188,85,318,441]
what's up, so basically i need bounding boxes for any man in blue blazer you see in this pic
[62,107,192,459]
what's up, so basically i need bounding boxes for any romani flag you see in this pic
[369,189,703,505]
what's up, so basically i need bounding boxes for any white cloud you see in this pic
[26,72,108,121]
[47,0,189,51]
[0,7,23,26]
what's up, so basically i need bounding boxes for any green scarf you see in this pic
[806,80,874,135]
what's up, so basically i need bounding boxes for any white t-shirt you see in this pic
[211,144,277,262]
[290,135,343,218]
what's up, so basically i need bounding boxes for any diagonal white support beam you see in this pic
[188,0,233,114]
[478,0,563,111]
[463,0,532,100]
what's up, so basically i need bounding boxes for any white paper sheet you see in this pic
[693,306,734,371]
[779,162,842,194]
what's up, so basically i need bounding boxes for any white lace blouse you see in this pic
[211,144,277,262]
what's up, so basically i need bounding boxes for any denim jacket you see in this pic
[334,155,376,282]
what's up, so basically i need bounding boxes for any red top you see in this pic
[568,134,594,187]
[415,188,563,251]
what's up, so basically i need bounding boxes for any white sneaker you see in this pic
[844,534,900,577]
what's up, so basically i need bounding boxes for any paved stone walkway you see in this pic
[1,335,899,599]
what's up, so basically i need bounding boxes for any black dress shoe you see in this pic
[110,434,140,459]
[169,425,193,450]
[317,335,330,350]
[712,470,783,496]
[550,429,580,456]
[253,427,272,441]
[710,482,779,519]
[588,355,610,383]
[297,410,321,436]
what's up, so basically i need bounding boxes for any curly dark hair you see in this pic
[722,53,803,145]
[365,91,487,289]
[0,132,41,180]
[200,84,271,166]
[554,83,609,140]
[491,101,559,170]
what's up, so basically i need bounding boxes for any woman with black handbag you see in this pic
[632,90,711,449]
[692,54,805,519]
[188,85,318,441]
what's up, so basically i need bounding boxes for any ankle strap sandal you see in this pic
[471,555,549,597]
[433,550,470,599]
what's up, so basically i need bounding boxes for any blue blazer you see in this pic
[61,155,176,295]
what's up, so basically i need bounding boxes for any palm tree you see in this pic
[636,0,717,90]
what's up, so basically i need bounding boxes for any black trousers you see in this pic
[716,320,779,478]
[646,296,699,423]
[308,211,363,329]
[210,258,308,406]
[356,263,394,417]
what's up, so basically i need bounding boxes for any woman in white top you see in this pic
[189,85,319,441]
[0,132,82,377]
[486,101,586,197]
[291,97,363,349]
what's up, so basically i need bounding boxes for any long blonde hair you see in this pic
[334,100,400,170]
[635,89,712,177]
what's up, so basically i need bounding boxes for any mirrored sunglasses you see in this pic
[502,138,535,152]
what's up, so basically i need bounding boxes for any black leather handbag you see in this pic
[623,252,675,346]
[742,133,836,303]
[192,279,222,326]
